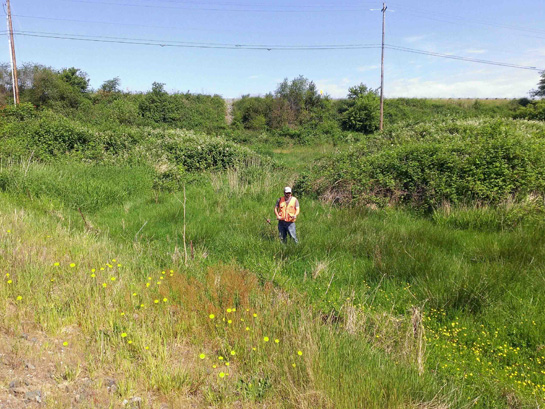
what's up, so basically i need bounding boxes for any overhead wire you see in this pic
[11,13,306,35]
[387,2,545,36]
[10,29,380,49]
[57,0,545,39]
[59,0,370,13]
[385,45,540,71]
[7,29,542,71]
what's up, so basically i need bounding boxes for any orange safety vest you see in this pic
[278,196,298,222]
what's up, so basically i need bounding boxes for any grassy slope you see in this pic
[1,143,545,408]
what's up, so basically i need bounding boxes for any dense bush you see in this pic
[0,106,270,191]
[296,119,545,209]
[1,65,227,133]
[231,94,274,131]
[383,98,519,125]
[513,100,545,121]
[338,84,380,134]
[1,109,97,159]
[231,76,336,133]
[0,102,36,120]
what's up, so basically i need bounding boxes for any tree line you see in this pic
[1,63,544,133]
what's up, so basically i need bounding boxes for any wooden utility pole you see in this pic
[379,2,386,131]
[6,0,20,105]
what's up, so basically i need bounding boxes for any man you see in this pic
[274,186,300,244]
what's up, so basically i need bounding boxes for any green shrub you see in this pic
[339,84,380,134]
[0,109,271,192]
[297,119,545,209]
[514,100,545,121]
[232,95,273,131]
[0,110,96,160]
[0,102,36,120]
[137,83,226,132]
[383,98,518,125]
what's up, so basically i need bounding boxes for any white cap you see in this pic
[284,186,292,193]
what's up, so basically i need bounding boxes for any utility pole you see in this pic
[6,0,20,105]
[379,2,386,131]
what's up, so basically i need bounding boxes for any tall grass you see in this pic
[0,196,456,408]
[2,158,544,407]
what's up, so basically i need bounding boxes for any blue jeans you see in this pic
[278,220,298,244]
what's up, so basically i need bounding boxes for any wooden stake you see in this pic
[183,185,187,265]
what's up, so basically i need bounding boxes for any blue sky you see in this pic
[3,0,544,98]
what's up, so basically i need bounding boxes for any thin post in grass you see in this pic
[134,221,148,241]
[78,207,92,231]
[410,306,426,375]
[325,272,335,296]
[183,184,188,265]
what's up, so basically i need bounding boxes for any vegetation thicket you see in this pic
[0,63,227,133]
[296,118,545,213]
[1,66,545,408]
[530,70,545,98]
[0,102,270,195]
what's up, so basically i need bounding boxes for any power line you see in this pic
[12,13,330,35]
[10,30,381,49]
[117,0,378,9]
[6,29,542,71]
[55,0,545,40]
[59,0,370,13]
[387,2,545,36]
[9,29,380,49]
[385,44,540,71]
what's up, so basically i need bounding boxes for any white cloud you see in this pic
[386,70,538,98]
[403,35,427,43]
[464,48,487,54]
[316,78,352,98]
[526,47,545,58]
[357,65,379,72]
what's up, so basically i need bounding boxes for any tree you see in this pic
[99,77,121,93]
[59,67,90,93]
[274,75,322,126]
[530,71,545,98]
[25,66,85,109]
[138,82,176,124]
[339,83,380,134]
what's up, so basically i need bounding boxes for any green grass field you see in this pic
[1,141,544,408]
